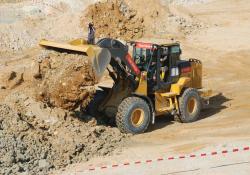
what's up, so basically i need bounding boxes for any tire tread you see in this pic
[177,88,201,123]
[116,97,150,134]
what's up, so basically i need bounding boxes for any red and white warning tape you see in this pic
[77,146,250,173]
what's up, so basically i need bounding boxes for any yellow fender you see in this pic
[135,72,148,96]
[170,77,191,95]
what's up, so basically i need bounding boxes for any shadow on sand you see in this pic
[73,93,231,132]
[147,93,231,132]
[199,93,231,120]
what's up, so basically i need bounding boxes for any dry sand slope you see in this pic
[0,0,250,174]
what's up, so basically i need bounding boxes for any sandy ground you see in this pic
[57,0,250,174]
[0,0,250,174]
[63,142,250,175]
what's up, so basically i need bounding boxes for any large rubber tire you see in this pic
[177,88,201,123]
[116,97,151,134]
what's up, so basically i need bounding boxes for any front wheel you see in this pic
[176,88,201,123]
[116,97,151,134]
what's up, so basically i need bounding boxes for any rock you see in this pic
[0,85,6,89]
[38,159,50,169]
[0,104,127,175]
[7,71,17,81]
[32,61,41,79]
[88,117,97,126]
[151,10,159,18]
[8,72,24,89]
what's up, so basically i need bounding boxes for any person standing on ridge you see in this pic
[87,23,95,44]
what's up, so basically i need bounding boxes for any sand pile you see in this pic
[83,0,144,40]
[0,104,125,175]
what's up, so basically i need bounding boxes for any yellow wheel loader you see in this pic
[39,38,212,134]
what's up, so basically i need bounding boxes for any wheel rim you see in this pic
[131,108,145,127]
[187,97,197,114]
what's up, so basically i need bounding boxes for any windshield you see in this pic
[133,47,158,82]
[135,48,151,60]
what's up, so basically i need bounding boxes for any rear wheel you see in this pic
[116,97,151,134]
[176,88,201,123]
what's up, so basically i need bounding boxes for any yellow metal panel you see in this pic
[69,39,88,46]
[155,93,173,114]
[190,60,202,88]
[39,39,92,54]
[198,89,213,98]
[170,77,191,95]
[135,72,147,96]
[160,92,177,97]
[154,92,180,116]
[174,96,179,111]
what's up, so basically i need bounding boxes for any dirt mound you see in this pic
[33,51,96,110]
[0,104,126,175]
[0,50,96,111]
[0,48,127,174]
[83,0,144,40]
[82,0,207,41]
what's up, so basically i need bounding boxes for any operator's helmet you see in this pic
[89,23,93,27]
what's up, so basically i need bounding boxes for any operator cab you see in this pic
[131,42,183,92]
[96,38,190,93]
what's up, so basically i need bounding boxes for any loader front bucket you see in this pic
[39,39,111,81]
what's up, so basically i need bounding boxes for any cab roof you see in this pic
[133,41,180,49]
